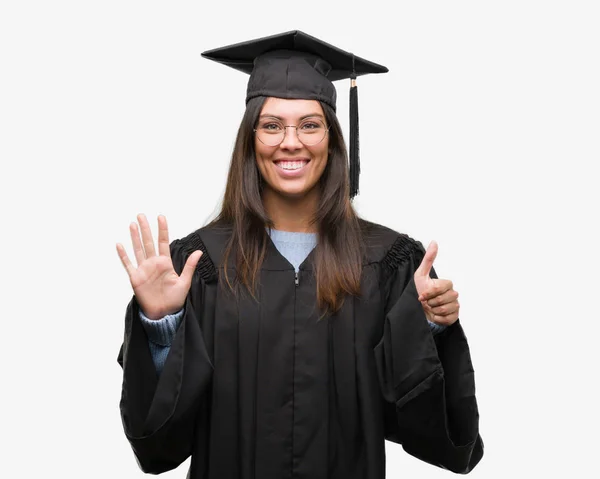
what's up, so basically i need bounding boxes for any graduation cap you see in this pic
[201,30,388,199]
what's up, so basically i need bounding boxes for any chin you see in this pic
[266,182,316,199]
[276,187,310,199]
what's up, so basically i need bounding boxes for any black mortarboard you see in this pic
[201,30,388,199]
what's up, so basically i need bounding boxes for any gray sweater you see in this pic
[140,228,446,374]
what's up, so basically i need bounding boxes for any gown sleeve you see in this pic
[116,237,214,474]
[374,235,484,474]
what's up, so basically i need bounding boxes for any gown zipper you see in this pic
[295,271,299,286]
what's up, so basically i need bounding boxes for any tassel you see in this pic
[349,75,360,199]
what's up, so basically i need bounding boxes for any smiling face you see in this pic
[254,97,329,199]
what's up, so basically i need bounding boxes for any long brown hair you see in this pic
[206,96,365,318]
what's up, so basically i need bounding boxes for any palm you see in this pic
[129,255,185,318]
[116,214,202,320]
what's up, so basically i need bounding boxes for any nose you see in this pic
[279,126,303,151]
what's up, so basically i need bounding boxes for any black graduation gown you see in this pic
[117,220,483,478]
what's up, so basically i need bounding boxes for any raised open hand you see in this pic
[116,214,202,320]
[414,241,460,327]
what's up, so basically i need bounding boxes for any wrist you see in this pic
[139,304,185,321]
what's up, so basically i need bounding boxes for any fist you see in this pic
[414,241,460,327]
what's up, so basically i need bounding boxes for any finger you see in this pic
[138,213,157,257]
[157,215,170,257]
[414,240,438,279]
[427,289,459,307]
[418,278,453,301]
[116,243,135,278]
[180,250,203,287]
[129,222,145,266]
[429,300,460,316]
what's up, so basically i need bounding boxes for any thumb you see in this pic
[179,250,203,287]
[415,240,438,278]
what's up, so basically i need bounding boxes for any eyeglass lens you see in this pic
[255,118,327,146]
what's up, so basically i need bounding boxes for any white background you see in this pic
[1,1,599,477]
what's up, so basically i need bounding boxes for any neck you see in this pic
[262,187,319,233]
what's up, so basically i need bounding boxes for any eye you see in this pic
[299,121,321,130]
[261,122,283,131]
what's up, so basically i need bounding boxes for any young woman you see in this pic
[116,31,483,479]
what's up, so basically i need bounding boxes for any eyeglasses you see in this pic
[254,118,330,146]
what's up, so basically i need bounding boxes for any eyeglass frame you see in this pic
[253,118,331,147]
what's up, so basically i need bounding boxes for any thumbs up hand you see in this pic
[414,241,460,327]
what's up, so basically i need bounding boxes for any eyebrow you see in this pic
[259,113,325,121]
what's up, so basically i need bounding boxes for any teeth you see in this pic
[276,160,308,170]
